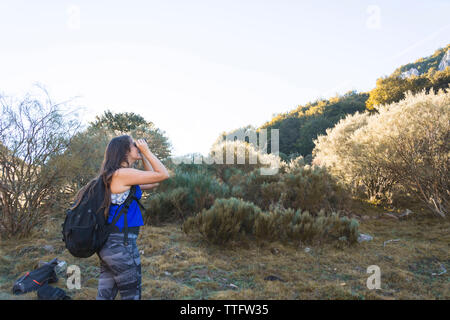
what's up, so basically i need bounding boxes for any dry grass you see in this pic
[0,199,449,300]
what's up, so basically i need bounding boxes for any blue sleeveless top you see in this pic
[108,185,144,231]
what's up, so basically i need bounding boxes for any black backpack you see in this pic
[12,258,59,295]
[62,177,144,258]
[37,283,71,300]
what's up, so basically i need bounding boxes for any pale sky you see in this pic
[1,0,449,157]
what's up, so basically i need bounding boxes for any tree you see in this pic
[314,89,450,217]
[312,110,395,202]
[61,111,173,197]
[89,110,172,160]
[0,87,82,238]
[365,76,410,110]
[259,92,368,157]
[129,124,172,161]
[62,125,115,193]
[89,110,149,132]
[366,67,450,110]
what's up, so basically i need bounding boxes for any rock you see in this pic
[270,247,280,255]
[358,233,373,243]
[383,239,401,247]
[400,67,419,79]
[361,215,370,221]
[55,260,67,275]
[304,247,311,253]
[382,213,399,220]
[439,49,450,71]
[42,245,54,252]
[264,275,286,282]
[164,271,171,276]
[431,263,447,276]
[399,209,413,219]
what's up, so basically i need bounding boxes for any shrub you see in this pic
[182,197,262,245]
[312,110,395,202]
[227,156,350,214]
[279,165,351,214]
[254,205,359,245]
[314,89,449,217]
[0,87,81,238]
[143,166,229,224]
[183,198,359,246]
[229,168,283,211]
[143,187,191,224]
[358,89,449,217]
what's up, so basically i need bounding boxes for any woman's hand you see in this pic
[135,138,151,155]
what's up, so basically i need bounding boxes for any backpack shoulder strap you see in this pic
[123,185,141,245]
[107,185,140,246]
[131,195,146,211]
[107,185,136,230]
[129,185,146,211]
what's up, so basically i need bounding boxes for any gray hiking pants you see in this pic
[96,233,141,300]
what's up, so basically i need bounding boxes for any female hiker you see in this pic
[95,135,170,300]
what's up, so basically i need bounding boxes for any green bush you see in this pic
[143,165,230,224]
[143,187,191,224]
[279,165,351,214]
[182,197,262,245]
[229,168,283,211]
[183,198,359,246]
[226,159,349,214]
[314,89,450,217]
[254,205,359,245]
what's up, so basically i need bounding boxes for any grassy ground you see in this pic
[0,199,448,300]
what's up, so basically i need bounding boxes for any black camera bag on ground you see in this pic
[37,283,71,300]
[12,258,59,295]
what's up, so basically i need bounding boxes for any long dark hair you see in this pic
[70,135,133,218]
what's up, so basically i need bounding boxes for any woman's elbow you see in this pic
[156,172,170,182]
